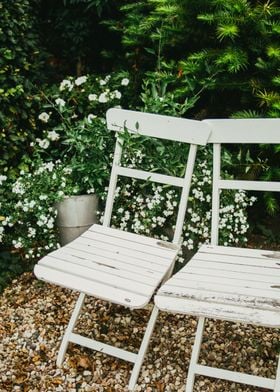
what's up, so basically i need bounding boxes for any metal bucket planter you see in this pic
[55,194,99,245]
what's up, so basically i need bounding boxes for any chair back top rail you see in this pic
[204,118,280,144]
[107,108,211,145]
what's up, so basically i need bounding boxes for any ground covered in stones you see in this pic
[0,272,279,391]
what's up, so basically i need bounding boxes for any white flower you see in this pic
[75,76,87,86]
[88,94,97,101]
[121,78,129,86]
[114,90,122,99]
[47,130,60,141]
[59,79,73,91]
[38,112,50,123]
[98,92,108,103]
[39,195,47,200]
[99,79,106,86]
[87,114,97,124]
[12,182,25,195]
[0,175,7,185]
[36,138,50,149]
[55,98,66,107]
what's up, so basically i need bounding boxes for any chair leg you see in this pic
[274,351,280,392]
[57,292,86,366]
[128,305,160,391]
[185,317,205,392]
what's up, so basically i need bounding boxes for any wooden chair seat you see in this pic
[156,244,280,327]
[35,224,179,309]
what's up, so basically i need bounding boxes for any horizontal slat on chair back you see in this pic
[204,118,280,143]
[107,108,211,145]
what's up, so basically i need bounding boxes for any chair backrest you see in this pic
[203,118,280,246]
[105,108,211,245]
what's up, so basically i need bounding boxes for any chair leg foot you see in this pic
[56,292,86,367]
[128,306,160,391]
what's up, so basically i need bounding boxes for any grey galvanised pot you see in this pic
[56,194,99,246]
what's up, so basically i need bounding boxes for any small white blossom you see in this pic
[59,79,73,91]
[121,78,129,86]
[36,138,50,149]
[47,130,60,141]
[38,112,50,123]
[0,175,7,185]
[55,98,66,107]
[88,94,97,101]
[114,90,122,99]
[75,76,87,86]
[98,92,108,103]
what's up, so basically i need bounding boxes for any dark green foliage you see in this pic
[0,0,46,173]
[37,0,121,78]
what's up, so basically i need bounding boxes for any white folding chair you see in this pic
[155,118,280,391]
[34,108,210,390]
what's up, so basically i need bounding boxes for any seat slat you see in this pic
[80,230,175,259]
[161,277,280,300]
[199,244,279,259]
[46,251,161,285]
[90,224,178,252]
[193,250,280,269]
[184,264,280,283]
[52,247,164,276]
[38,256,157,296]
[70,237,171,265]
[157,285,280,311]
[155,296,280,327]
[34,264,150,308]
[187,259,280,276]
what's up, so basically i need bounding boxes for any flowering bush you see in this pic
[0,73,131,261]
[33,72,131,196]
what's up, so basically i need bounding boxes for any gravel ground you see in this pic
[0,272,279,392]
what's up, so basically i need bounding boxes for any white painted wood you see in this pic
[183,265,280,283]
[155,295,280,327]
[71,237,172,266]
[102,136,123,227]
[155,119,280,391]
[57,293,85,367]
[173,144,197,245]
[205,118,280,143]
[199,244,279,259]
[90,224,179,252]
[116,166,185,187]
[219,179,280,192]
[107,108,211,145]
[128,306,160,391]
[274,356,280,392]
[34,109,212,390]
[69,332,137,363]
[39,257,159,294]
[34,264,150,308]
[52,247,164,277]
[185,317,205,392]
[195,364,275,389]
[79,230,176,259]
[210,143,221,246]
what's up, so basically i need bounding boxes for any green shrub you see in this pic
[0,0,45,173]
